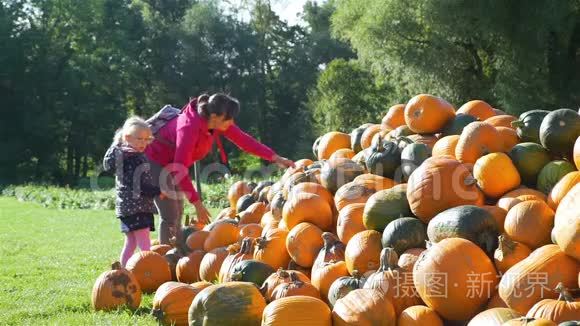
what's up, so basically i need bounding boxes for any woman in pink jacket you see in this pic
[145,93,294,248]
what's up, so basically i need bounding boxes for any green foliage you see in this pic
[308,59,392,133]
[331,0,580,115]
[2,184,116,210]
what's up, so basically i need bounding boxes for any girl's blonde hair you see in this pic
[113,116,151,146]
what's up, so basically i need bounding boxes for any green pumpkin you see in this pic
[539,108,580,159]
[559,321,580,326]
[400,143,432,181]
[365,139,402,179]
[508,142,551,187]
[536,160,577,194]
[236,194,256,213]
[327,273,365,308]
[230,260,275,287]
[512,110,550,144]
[320,158,365,194]
[388,125,415,139]
[350,126,368,153]
[363,184,411,232]
[381,217,427,256]
[442,113,478,136]
[427,205,499,256]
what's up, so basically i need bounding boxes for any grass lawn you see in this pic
[0,197,219,325]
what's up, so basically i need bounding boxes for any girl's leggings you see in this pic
[120,228,151,266]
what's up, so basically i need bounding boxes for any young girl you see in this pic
[103,117,165,266]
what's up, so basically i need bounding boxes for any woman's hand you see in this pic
[273,155,295,169]
[193,200,212,225]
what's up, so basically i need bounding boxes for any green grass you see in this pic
[0,197,219,325]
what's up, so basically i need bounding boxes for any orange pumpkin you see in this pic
[398,305,443,326]
[261,268,311,302]
[186,231,209,251]
[238,223,263,240]
[526,283,580,323]
[485,114,517,129]
[295,158,314,169]
[151,244,173,256]
[270,272,321,300]
[312,232,346,275]
[262,296,331,326]
[363,248,423,316]
[254,228,291,270]
[152,282,204,326]
[218,238,255,283]
[332,288,397,326]
[382,104,407,129]
[125,251,172,293]
[199,246,228,283]
[574,136,580,169]
[203,222,239,252]
[504,200,554,249]
[404,94,455,134]
[502,317,558,325]
[282,192,333,231]
[360,124,382,150]
[406,156,483,222]
[176,250,205,284]
[547,171,580,210]
[553,183,580,260]
[487,291,509,309]
[397,248,425,272]
[329,148,356,161]
[457,100,496,120]
[336,203,366,244]
[497,126,520,152]
[228,181,251,211]
[500,187,547,202]
[318,131,351,160]
[468,307,522,326]
[344,230,382,275]
[414,238,498,321]
[334,180,377,212]
[456,121,504,164]
[215,207,237,220]
[288,182,334,211]
[91,261,142,311]
[494,235,532,274]
[499,244,580,314]
[238,202,267,225]
[311,260,349,301]
[188,282,266,325]
[286,222,324,268]
[432,135,460,158]
[474,152,521,198]
[353,174,397,190]
[482,205,508,234]
[260,211,280,228]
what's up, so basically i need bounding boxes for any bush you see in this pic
[2,184,116,210]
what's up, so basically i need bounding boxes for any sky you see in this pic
[226,0,324,26]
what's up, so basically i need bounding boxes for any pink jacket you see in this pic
[145,99,277,203]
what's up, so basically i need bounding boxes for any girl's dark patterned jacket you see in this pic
[103,144,160,217]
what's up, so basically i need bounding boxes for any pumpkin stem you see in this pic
[555,282,575,302]
[151,308,164,321]
[230,272,242,281]
[352,270,361,279]
[184,214,190,226]
[111,261,122,270]
[510,120,523,128]
[498,234,517,252]
[322,232,339,248]
[289,272,304,286]
[425,240,433,249]
[277,268,290,279]
[379,247,399,271]
[226,242,242,254]
[239,237,253,254]
[464,176,477,186]
[259,283,268,297]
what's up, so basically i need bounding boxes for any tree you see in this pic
[308,58,392,133]
[331,0,580,114]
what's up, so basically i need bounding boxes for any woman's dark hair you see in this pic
[197,93,240,120]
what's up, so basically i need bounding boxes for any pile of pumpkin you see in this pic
[92,94,580,325]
